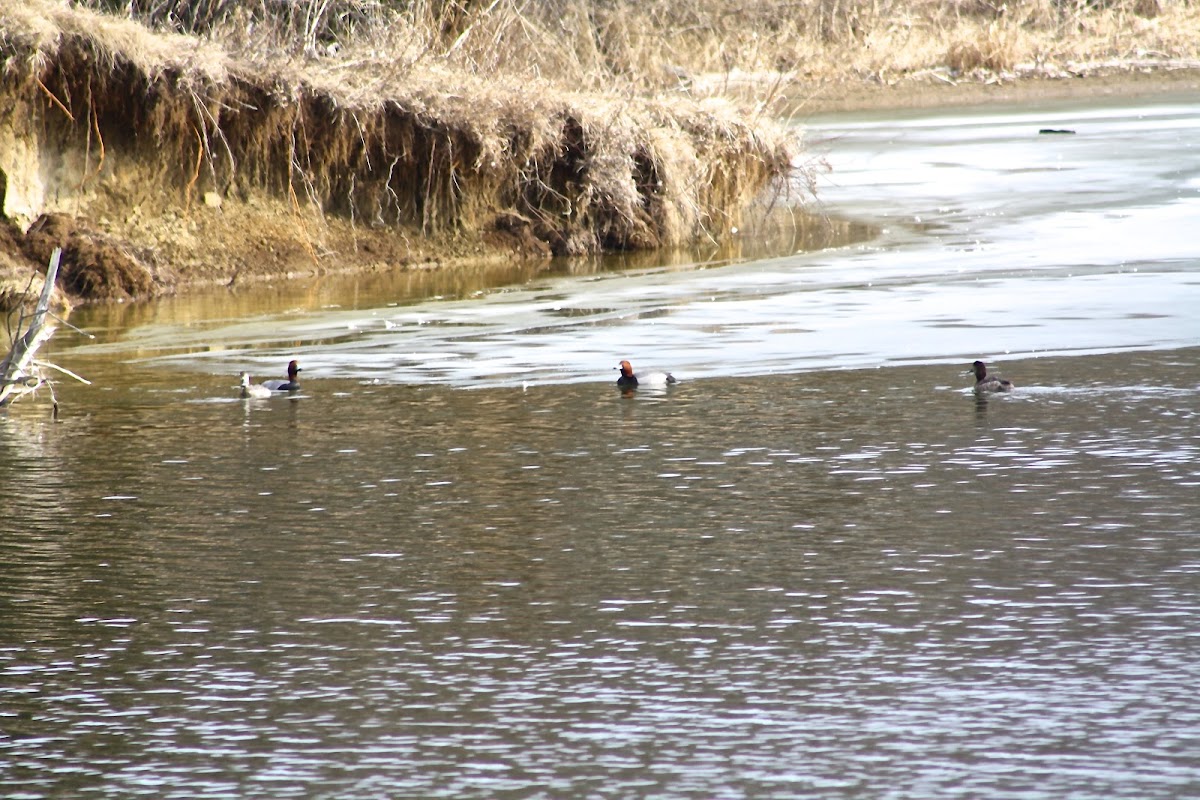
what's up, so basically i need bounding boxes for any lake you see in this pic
[2,94,1199,798]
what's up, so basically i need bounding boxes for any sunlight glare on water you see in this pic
[62,97,1200,388]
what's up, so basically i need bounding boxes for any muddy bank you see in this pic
[793,63,1200,116]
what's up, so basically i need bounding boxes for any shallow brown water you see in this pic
[3,95,1199,798]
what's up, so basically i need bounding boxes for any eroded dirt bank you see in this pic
[0,2,799,304]
[2,1,1197,307]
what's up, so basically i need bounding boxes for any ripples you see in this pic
[10,350,1199,795]
[7,95,1200,797]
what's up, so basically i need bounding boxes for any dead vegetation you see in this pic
[1,0,1198,301]
[1,247,88,413]
[0,1,801,301]
[68,0,1200,93]
[541,0,1200,92]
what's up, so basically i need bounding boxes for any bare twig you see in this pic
[35,360,92,386]
[0,249,63,407]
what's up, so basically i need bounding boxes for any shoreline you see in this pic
[792,64,1200,116]
[4,65,1198,308]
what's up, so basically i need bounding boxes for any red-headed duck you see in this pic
[262,360,302,392]
[616,359,676,389]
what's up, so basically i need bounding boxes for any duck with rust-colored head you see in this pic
[971,360,1014,393]
[616,359,676,390]
[262,360,302,392]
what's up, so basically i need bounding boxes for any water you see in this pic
[61,98,1200,387]
[3,95,1200,798]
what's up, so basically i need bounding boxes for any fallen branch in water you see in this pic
[0,248,91,414]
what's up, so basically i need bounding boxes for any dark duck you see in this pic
[971,360,1014,393]
[262,360,303,392]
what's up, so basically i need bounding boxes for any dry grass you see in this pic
[566,0,1200,104]
[0,0,801,298]
[56,2,1200,126]
[74,1,1200,94]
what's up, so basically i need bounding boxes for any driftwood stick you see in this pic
[0,248,63,407]
[49,312,96,339]
[35,360,92,385]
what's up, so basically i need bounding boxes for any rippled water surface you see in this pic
[3,96,1200,798]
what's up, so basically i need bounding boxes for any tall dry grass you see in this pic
[77,0,1200,92]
